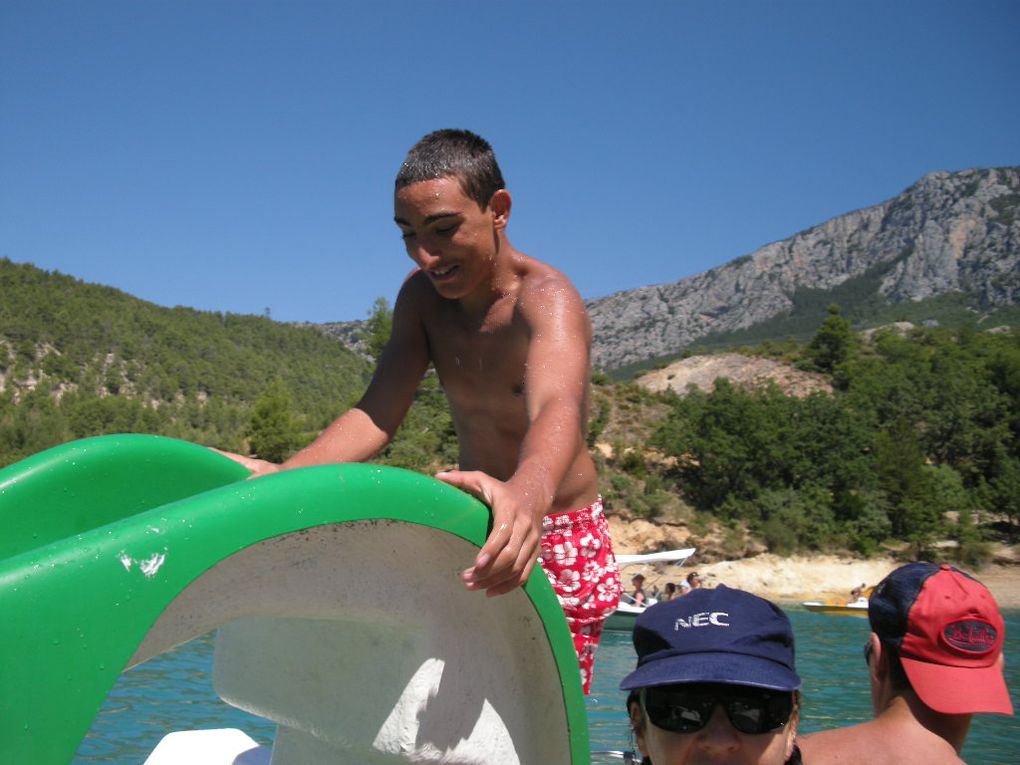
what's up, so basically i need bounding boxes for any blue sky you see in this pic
[2,1,1018,323]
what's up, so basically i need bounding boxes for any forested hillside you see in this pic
[0,258,373,465]
[592,311,1020,563]
[2,258,1018,563]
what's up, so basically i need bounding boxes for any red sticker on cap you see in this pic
[942,620,997,654]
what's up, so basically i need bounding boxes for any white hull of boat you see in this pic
[604,547,697,631]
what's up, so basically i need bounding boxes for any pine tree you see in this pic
[364,297,393,360]
[806,304,853,374]
[246,378,301,462]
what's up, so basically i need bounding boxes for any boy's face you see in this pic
[394,176,508,301]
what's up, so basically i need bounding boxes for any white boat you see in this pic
[604,548,697,631]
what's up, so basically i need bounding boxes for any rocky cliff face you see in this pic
[587,167,1020,370]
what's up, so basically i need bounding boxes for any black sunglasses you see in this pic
[642,683,794,735]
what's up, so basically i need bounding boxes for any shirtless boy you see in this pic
[218,129,621,692]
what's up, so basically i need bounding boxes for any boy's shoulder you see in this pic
[798,721,966,765]
[515,254,583,300]
[395,268,442,306]
[515,257,588,324]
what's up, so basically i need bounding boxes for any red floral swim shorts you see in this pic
[539,497,621,694]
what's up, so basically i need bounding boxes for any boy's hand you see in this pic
[208,448,282,479]
[436,469,545,597]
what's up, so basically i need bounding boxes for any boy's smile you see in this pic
[394,176,509,302]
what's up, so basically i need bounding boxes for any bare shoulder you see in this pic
[395,267,439,308]
[386,270,435,352]
[798,722,965,765]
[798,725,870,765]
[515,256,589,327]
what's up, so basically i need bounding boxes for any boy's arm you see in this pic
[216,280,431,475]
[439,276,592,596]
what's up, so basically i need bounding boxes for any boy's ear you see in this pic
[868,633,885,683]
[867,632,894,714]
[489,189,511,229]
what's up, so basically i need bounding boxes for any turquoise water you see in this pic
[75,608,1020,763]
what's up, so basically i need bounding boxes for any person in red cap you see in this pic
[799,562,1013,764]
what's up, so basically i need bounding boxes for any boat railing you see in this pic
[592,750,642,763]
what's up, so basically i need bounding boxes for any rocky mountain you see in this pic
[587,167,1020,370]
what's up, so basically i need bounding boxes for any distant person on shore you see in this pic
[214,128,621,693]
[799,563,1013,765]
[622,586,804,765]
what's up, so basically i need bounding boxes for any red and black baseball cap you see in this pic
[869,563,1013,715]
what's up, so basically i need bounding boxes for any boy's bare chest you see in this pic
[425,312,529,403]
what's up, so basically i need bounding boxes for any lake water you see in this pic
[75,607,1020,764]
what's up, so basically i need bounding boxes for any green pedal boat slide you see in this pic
[0,435,590,764]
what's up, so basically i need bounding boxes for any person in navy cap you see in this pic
[621,585,802,765]
[799,562,1013,765]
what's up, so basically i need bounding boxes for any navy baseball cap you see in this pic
[620,585,801,692]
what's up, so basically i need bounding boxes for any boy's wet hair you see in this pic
[396,129,506,211]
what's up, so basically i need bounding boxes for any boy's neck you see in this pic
[455,238,522,318]
[881,694,972,754]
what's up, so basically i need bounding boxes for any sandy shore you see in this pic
[622,552,1020,609]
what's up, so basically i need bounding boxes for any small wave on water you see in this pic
[75,608,1020,764]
